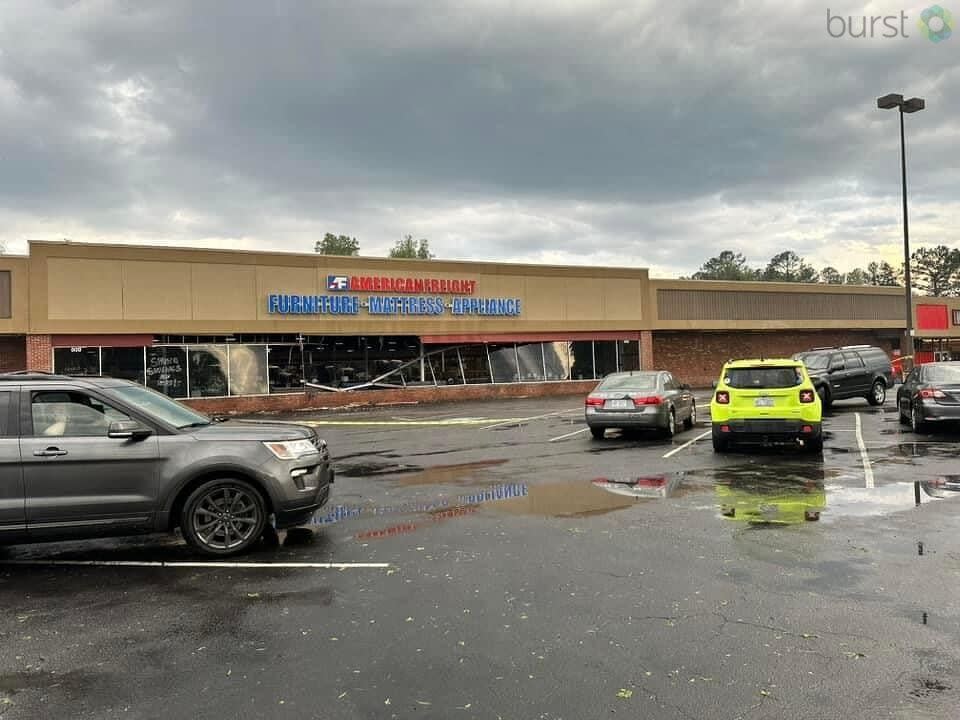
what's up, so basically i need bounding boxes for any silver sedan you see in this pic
[584,370,696,439]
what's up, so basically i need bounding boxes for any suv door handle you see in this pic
[33,447,68,457]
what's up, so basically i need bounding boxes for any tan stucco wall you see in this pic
[27,241,650,335]
[9,241,955,337]
[0,256,30,334]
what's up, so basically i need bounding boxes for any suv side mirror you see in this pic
[108,420,153,440]
[711,380,718,389]
[680,383,691,391]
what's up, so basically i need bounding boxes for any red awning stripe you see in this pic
[420,332,641,344]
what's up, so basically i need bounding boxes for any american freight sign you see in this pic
[326,275,477,295]
[267,275,521,317]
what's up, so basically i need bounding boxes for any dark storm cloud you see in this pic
[0,1,958,272]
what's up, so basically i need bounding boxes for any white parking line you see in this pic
[481,409,579,430]
[662,429,711,458]
[548,427,591,442]
[0,560,391,569]
[854,413,875,489]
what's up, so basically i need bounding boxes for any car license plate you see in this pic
[754,397,775,407]
[605,399,633,410]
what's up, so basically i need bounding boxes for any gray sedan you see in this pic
[585,371,696,439]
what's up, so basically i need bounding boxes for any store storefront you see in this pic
[0,240,937,412]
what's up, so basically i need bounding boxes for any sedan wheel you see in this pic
[181,479,267,556]
[912,405,926,434]
[663,409,676,439]
[683,402,696,430]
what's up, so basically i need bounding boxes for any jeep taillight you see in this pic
[715,391,730,404]
[799,389,815,403]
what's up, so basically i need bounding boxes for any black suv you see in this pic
[793,346,894,409]
[0,372,333,556]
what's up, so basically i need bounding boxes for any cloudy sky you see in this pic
[0,1,957,277]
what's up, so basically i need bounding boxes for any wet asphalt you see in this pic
[2,393,960,719]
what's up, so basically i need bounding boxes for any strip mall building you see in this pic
[0,241,958,413]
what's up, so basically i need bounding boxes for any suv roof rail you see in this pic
[0,371,73,381]
[839,344,873,350]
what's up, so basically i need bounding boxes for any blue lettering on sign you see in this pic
[267,293,520,316]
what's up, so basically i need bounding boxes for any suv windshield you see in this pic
[801,354,831,370]
[105,384,211,429]
[725,367,803,388]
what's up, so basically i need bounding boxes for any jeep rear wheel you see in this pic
[181,478,267,556]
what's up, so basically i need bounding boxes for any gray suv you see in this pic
[0,373,333,556]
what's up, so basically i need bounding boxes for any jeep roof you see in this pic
[722,358,803,368]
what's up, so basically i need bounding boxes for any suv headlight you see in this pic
[263,439,319,460]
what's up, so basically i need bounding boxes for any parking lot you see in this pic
[3,393,960,719]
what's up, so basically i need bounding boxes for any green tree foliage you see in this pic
[844,268,870,286]
[910,245,960,296]
[314,233,360,256]
[689,250,759,280]
[866,261,901,286]
[762,251,819,283]
[820,267,844,284]
[389,234,434,259]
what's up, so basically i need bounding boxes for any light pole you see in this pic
[877,93,924,366]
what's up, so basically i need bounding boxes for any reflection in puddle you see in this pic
[491,480,645,518]
[820,481,949,520]
[591,474,686,499]
[336,459,508,485]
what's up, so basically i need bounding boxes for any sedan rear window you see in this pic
[924,364,960,383]
[724,367,803,388]
[598,374,658,391]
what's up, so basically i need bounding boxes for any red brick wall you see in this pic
[0,336,26,373]
[182,380,599,415]
[640,330,654,370]
[26,335,52,372]
[653,331,896,387]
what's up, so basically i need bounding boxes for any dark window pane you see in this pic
[0,392,12,435]
[459,345,492,384]
[228,345,268,396]
[427,347,464,385]
[53,347,99,376]
[268,345,304,393]
[489,344,518,383]
[724,367,803,389]
[543,342,571,381]
[31,390,130,437]
[516,343,545,382]
[620,340,640,372]
[0,271,10,319]
[189,345,229,397]
[594,341,618,379]
[570,342,594,380]
[369,336,422,385]
[146,347,187,398]
[101,347,145,385]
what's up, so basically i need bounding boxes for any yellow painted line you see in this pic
[295,418,527,427]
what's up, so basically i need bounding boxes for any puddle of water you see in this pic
[393,459,508,486]
[336,459,507,484]
[490,480,645,518]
